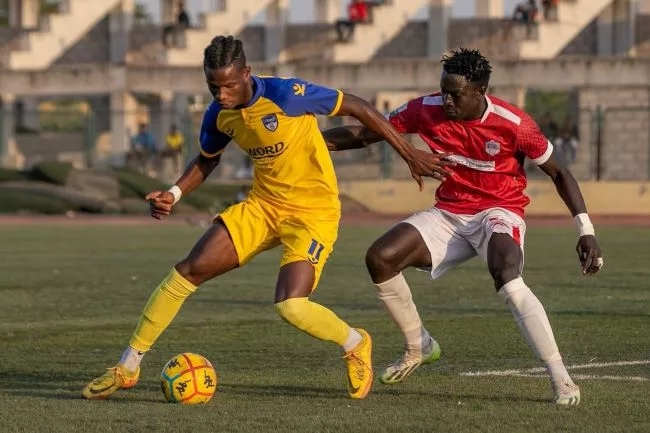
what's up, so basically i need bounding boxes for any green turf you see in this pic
[0,224,648,433]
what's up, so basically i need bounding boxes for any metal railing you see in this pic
[2,104,649,182]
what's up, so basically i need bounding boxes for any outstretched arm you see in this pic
[538,153,603,275]
[323,125,382,151]
[146,154,221,220]
[538,153,586,216]
[334,93,453,188]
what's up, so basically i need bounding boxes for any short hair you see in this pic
[441,48,492,86]
[203,35,246,70]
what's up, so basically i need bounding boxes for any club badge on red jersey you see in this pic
[485,140,501,156]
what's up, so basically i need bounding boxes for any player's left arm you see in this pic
[322,125,383,151]
[519,115,603,275]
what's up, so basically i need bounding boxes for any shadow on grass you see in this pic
[219,383,343,399]
[374,387,549,404]
[0,371,168,403]
[219,382,548,404]
[0,388,82,400]
[0,386,167,404]
[1,370,550,406]
[0,370,81,390]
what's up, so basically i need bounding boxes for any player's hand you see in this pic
[406,150,456,190]
[145,190,175,220]
[576,235,603,275]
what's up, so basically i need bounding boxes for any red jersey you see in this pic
[388,94,552,218]
[348,2,369,22]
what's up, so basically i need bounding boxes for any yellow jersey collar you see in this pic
[246,75,265,108]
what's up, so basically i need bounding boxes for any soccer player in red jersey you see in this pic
[323,48,603,406]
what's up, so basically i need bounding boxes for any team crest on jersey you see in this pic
[262,114,278,132]
[485,140,501,156]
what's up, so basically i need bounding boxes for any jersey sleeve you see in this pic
[267,77,344,117]
[518,112,553,165]
[387,98,422,134]
[199,102,231,158]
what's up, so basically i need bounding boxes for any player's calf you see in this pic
[274,297,372,398]
[498,277,579,405]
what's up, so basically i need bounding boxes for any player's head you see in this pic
[440,48,492,120]
[204,35,251,109]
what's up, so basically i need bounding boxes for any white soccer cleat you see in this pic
[553,382,580,406]
[380,337,441,385]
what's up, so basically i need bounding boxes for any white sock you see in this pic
[119,346,145,372]
[498,277,574,387]
[375,273,433,356]
[343,328,363,352]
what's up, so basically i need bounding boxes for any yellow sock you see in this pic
[129,268,197,352]
[274,297,350,346]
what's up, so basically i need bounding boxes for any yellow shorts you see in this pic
[217,196,339,290]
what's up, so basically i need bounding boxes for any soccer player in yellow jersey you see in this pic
[82,35,451,400]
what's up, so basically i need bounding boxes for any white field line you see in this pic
[478,373,649,382]
[460,360,650,382]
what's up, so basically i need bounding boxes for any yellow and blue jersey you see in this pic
[199,75,343,219]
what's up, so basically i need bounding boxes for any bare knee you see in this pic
[175,257,213,286]
[174,222,239,286]
[365,242,403,284]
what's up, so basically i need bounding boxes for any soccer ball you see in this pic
[160,353,218,404]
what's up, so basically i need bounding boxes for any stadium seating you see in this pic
[5,0,122,70]
[518,0,616,59]
[164,0,274,66]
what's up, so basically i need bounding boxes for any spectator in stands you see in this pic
[542,0,559,21]
[160,123,185,173]
[539,111,559,142]
[513,0,538,38]
[335,0,370,43]
[163,1,191,48]
[128,123,157,172]
[235,156,254,180]
[554,115,579,166]
[235,185,250,204]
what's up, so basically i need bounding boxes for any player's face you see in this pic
[205,65,252,109]
[440,72,485,121]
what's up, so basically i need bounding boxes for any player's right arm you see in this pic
[146,103,231,220]
[324,96,453,187]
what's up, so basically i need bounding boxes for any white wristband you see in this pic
[168,185,182,205]
[574,213,595,237]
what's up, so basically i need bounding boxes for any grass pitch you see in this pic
[0,222,648,433]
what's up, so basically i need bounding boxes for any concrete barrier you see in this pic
[338,180,650,216]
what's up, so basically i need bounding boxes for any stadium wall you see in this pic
[338,180,650,216]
